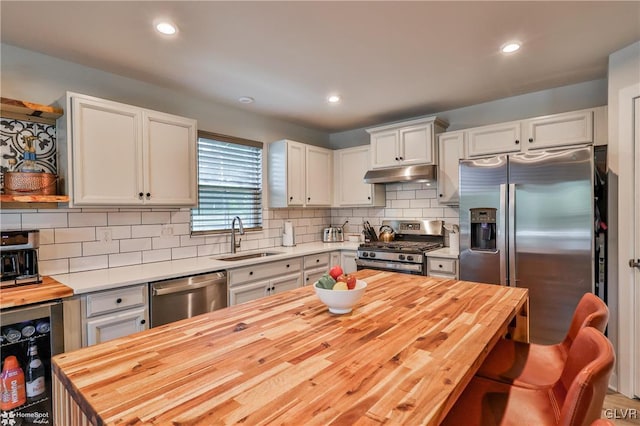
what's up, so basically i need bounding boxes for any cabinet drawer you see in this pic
[427,258,457,275]
[303,253,330,269]
[85,284,147,318]
[228,258,303,286]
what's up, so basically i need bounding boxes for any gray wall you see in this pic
[1,43,330,147]
[329,79,608,149]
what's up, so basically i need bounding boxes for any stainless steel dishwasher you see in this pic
[150,271,227,327]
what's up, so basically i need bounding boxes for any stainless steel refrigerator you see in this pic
[459,145,594,344]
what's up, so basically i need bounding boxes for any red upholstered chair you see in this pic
[477,292,609,389]
[441,327,615,426]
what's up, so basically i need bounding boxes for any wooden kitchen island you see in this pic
[52,270,528,426]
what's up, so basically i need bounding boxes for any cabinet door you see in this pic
[85,307,147,346]
[271,272,302,294]
[335,146,373,205]
[229,280,270,306]
[340,251,357,274]
[524,110,593,150]
[144,111,197,206]
[286,142,305,206]
[305,146,332,206]
[370,130,399,169]
[330,251,341,268]
[304,267,327,287]
[437,132,465,205]
[71,95,143,205]
[400,123,434,165]
[467,122,522,157]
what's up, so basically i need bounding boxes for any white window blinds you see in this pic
[191,131,263,234]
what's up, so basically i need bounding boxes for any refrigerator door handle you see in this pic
[508,183,516,287]
[499,184,507,285]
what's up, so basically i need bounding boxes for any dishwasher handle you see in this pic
[151,271,227,296]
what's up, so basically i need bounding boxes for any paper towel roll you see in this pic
[284,221,293,235]
[449,232,459,251]
[283,221,295,246]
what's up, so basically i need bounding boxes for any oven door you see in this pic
[355,258,425,275]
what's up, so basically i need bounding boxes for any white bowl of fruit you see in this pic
[313,265,367,314]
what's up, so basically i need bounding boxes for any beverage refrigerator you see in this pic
[459,145,594,344]
[1,302,63,425]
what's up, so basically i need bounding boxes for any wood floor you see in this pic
[603,390,640,425]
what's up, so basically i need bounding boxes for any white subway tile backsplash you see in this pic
[172,223,190,235]
[421,208,445,217]
[180,234,205,247]
[68,212,107,227]
[132,224,162,238]
[170,210,191,223]
[83,240,120,256]
[39,229,55,245]
[120,238,152,253]
[390,200,410,209]
[0,213,21,229]
[39,259,69,276]
[396,191,416,200]
[22,212,68,229]
[39,243,82,260]
[70,255,108,272]
[172,246,197,260]
[108,212,142,226]
[142,249,171,264]
[152,235,181,249]
[96,226,131,240]
[142,212,171,224]
[55,227,96,243]
[109,252,142,268]
[409,199,431,208]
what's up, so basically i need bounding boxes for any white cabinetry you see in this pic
[303,252,330,286]
[333,146,385,207]
[340,251,357,274]
[367,117,448,169]
[81,284,148,347]
[437,131,465,205]
[330,251,341,268]
[228,258,303,305]
[523,109,593,150]
[268,140,332,207]
[426,257,458,279]
[61,92,197,207]
[466,121,523,157]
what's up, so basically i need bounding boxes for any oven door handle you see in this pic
[355,258,423,273]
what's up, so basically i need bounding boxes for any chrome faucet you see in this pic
[230,216,244,253]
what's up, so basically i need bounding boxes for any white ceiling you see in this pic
[2,1,639,132]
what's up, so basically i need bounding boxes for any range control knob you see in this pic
[407,255,414,261]
[398,254,406,261]
[362,252,369,258]
[369,252,376,258]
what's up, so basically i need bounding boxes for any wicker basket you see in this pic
[3,172,58,195]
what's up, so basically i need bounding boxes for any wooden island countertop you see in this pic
[52,270,528,426]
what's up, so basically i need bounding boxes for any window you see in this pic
[191,131,263,234]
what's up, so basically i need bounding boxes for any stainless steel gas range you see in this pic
[356,220,444,275]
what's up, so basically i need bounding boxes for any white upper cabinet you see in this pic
[523,109,593,150]
[437,131,465,205]
[268,139,332,208]
[367,116,448,169]
[334,146,385,207]
[61,92,197,207]
[466,121,523,157]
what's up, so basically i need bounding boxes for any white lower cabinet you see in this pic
[303,253,330,286]
[426,257,458,279]
[81,284,149,347]
[330,251,341,268]
[228,258,303,306]
[341,251,357,274]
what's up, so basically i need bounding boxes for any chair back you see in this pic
[561,293,609,353]
[555,327,615,426]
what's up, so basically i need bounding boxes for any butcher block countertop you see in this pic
[0,276,74,309]
[52,270,528,426]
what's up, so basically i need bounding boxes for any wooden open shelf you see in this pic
[0,97,64,125]
[0,194,69,209]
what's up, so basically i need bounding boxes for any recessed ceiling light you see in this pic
[238,96,255,104]
[155,21,177,35]
[327,95,341,104]
[501,42,521,54]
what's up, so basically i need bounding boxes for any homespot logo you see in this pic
[0,410,50,425]
[603,408,639,419]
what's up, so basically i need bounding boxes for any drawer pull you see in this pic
[249,271,253,276]
[439,264,443,268]
[116,298,122,304]
[286,264,290,268]
[140,319,146,325]
[316,259,320,263]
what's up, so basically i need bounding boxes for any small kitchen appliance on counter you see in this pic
[356,220,444,275]
[323,220,348,243]
[1,229,40,287]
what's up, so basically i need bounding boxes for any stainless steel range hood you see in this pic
[363,164,437,184]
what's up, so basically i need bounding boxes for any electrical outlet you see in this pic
[161,224,174,237]
[101,228,112,243]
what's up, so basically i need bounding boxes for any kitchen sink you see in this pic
[214,251,283,262]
